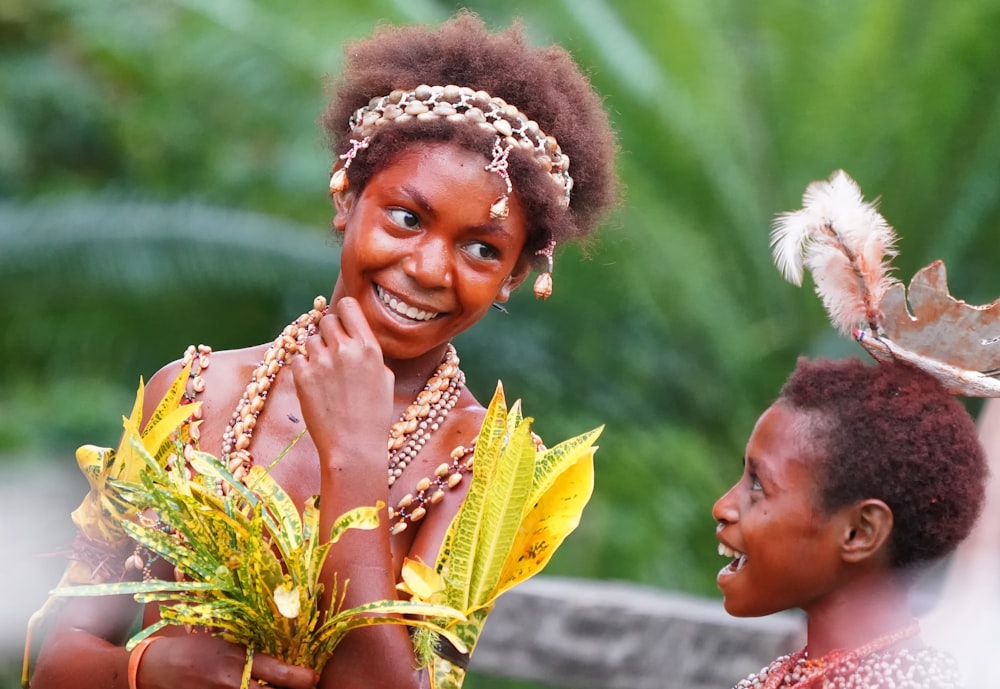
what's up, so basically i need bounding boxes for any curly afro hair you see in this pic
[778,357,988,570]
[321,10,618,266]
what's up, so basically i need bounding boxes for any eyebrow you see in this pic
[397,183,515,239]
[747,457,768,484]
[398,184,436,219]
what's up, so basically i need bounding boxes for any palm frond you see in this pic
[0,197,337,295]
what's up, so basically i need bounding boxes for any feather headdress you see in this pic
[771,169,900,336]
[772,170,1000,397]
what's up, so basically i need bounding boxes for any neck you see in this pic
[804,569,917,657]
[385,343,455,400]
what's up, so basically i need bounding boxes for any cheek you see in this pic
[343,223,398,262]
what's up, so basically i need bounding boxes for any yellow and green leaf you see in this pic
[495,442,596,596]
[428,382,600,688]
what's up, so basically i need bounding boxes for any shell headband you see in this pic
[329,84,572,299]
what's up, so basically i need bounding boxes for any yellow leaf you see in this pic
[437,383,512,611]
[397,558,446,604]
[495,445,595,596]
[464,421,535,608]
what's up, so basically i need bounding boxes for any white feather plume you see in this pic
[770,170,900,335]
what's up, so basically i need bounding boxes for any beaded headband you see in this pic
[771,169,1000,397]
[329,84,571,300]
[330,84,573,205]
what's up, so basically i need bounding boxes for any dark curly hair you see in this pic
[778,357,988,570]
[321,10,618,267]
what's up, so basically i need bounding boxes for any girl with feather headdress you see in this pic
[714,171,995,688]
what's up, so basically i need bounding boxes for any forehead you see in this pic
[747,402,827,487]
[374,141,492,178]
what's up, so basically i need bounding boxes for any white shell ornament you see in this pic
[329,168,349,194]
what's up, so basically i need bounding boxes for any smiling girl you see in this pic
[714,357,987,688]
[29,11,617,689]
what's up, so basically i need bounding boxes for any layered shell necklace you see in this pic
[732,619,960,689]
[182,295,475,535]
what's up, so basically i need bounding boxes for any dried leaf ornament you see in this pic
[771,169,1000,397]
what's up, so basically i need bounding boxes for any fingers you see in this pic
[141,634,278,689]
[295,297,379,366]
[331,296,369,341]
[252,652,320,689]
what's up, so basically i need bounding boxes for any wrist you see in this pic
[127,636,163,689]
[318,441,390,475]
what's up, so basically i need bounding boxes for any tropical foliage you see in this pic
[5,1,1000,687]
[397,383,598,688]
[25,367,466,688]
[25,375,595,689]
[21,366,199,686]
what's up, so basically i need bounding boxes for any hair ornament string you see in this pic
[329,137,371,194]
[485,138,514,219]
[533,239,556,301]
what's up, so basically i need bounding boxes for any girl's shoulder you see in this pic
[141,343,272,428]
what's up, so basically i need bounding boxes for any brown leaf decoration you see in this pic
[877,260,1000,372]
[857,259,1000,397]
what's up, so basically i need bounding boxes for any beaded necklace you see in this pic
[181,296,475,534]
[733,620,960,689]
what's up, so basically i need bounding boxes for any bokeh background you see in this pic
[3,0,1000,687]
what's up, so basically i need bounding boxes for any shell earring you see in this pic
[329,137,371,195]
[533,239,556,300]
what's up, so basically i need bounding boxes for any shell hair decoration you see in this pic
[771,169,1000,397]
[329,84,573,208]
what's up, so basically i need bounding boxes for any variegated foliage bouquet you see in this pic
[24,368,600,689]
[24,366,465,688]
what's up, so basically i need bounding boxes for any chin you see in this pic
[721,596,772,618]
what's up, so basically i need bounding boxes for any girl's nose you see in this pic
[712,484,739,525]
[402,240,453,288]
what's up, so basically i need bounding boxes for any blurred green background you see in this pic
[3,0,1000,687]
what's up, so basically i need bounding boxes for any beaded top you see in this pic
[733,646,964,689]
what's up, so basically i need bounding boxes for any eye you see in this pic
[465,240,500,261]
[749,472,763,493]
[388,207,420,229]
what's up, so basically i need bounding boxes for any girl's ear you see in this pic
[332,189,356,232]
[840,498,894,564]
[494,258,532,303]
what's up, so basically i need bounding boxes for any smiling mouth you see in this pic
[718,542,747,573]
[376,285,441,322]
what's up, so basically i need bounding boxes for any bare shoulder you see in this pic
[443,387,489,448]
[141,343,271,428]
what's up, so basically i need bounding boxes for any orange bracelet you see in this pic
[127,636,163,689]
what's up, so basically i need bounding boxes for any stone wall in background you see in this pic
[471,577,802,689]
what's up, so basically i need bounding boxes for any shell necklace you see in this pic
[185,295,475,534]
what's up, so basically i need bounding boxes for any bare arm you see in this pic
[31,594,138,689]
[291,298,425,689]
[31,362,319,689]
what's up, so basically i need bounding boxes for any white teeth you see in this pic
[718,543,745,561]
[377,286,438,321]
